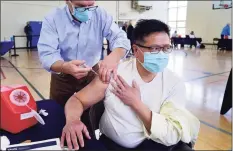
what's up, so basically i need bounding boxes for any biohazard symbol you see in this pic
[9,89,30,106]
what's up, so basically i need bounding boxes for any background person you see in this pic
[127,20,134,45]
[24,22,32,50]
[221,23,231,39]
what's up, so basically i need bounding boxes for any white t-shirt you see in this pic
[99,58,186,148]
[189,34,195,38]
[172,33,177,37]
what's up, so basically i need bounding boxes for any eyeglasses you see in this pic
[75,6,98,12]
[135,43,172,54]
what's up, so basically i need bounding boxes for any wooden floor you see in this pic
[1,48,232,150]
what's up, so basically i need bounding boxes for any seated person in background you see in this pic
[221,23,231,39]
[122,22,128,32]
[171,30,178,48]
[62,19,200,150]
[127,20,134,45]
[172,30,178,37]
[189,31,195,38]
[189,31,197,48]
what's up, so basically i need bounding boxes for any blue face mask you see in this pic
[73,7,91,22]
[138,50,169,73]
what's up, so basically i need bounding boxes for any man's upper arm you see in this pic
[146,80,197,146]
[100,8,130,51]
[76,76,109,109]
[37,14,63,71]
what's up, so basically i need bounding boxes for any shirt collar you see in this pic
[65,5,90,24]
[66,5,74,23]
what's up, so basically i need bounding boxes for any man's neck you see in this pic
[136,60,157,83]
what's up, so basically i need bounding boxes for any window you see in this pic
[168,8,177,21]
[177,1,187,7]
[168,1,187,37]
[177,7,187,20]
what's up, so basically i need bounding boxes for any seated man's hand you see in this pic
[111,75,141,108]
[60,119,91,150]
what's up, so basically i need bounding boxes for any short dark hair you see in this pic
[132,19,170,44]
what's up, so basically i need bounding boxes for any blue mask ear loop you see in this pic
[162,72,164,104]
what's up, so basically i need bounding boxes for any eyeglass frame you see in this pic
[135,43,172,54]
[74,6,98,12]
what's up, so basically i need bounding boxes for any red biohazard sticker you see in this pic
[9,89,30,106]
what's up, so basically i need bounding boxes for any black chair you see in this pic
[213,38,219,50]
[220,69,232,114]
[88,101,194,150]
[88,100,105,138]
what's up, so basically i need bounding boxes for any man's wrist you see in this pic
[66,116,80,124]
[65,93,81,124]
[117,48,127,59]
[50,60,65,74]
[60,62,66,73]
[131,99,143,111]
[112,48,126,61]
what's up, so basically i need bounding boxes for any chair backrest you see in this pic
[213,38,219,43]
[88,100,105,139]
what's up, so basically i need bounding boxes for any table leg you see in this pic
[11,36,19,57]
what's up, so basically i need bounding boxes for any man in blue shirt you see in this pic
[24,22,32,50]
[38,1,130,106]
[221,23,230,39]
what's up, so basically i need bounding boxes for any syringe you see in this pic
[79,49,131,78]
[79,64,99,75]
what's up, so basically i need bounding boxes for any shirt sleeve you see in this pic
[37,16,63,72]
[101,9,131,56]
[143,81,200,146]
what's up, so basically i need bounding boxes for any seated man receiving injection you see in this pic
[61,19,200,150]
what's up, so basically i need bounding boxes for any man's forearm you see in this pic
[50,60,65,73]
[65,95,84,123]
[109,48,126,61]
[132,101,152,134]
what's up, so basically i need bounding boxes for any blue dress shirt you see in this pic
[37,5,130,71]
